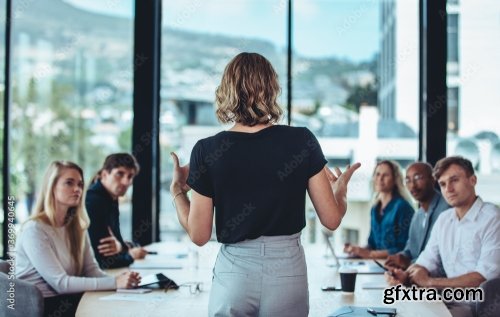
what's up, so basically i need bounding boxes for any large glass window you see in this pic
[10,0,135,239]
[159,0,420,245]
[160,0,287,240]
[447,0,500,206]
[447,14,459,63]
[447,87,459,133]
[293,0,419,249]
[447,11,459,75]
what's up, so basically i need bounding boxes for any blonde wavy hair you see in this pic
[215,52,283,126]
[30,161,90,275]
[371,160,413,205]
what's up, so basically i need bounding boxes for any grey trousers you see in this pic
[208,233,309,317]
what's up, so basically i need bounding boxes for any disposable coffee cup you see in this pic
[339,267,357,294]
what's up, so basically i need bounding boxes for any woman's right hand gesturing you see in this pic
[116,271,141,289]
[170,152,191,195]
[324,163,361,209]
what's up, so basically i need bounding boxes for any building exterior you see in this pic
[378,0,419,133]
[380,0,500,138]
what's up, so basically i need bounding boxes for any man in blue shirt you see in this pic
[385,162,450,269]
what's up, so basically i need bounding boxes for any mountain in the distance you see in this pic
[13,0,132,38]
[6,0,376,107]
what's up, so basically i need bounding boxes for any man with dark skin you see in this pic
[385,162,449,269]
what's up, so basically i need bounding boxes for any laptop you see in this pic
[322,230,385,274]
[323,230,340,266]
[322,229,361,260]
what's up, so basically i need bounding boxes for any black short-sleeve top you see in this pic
[187,125,327,243]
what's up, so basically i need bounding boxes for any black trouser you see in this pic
[44,293,83,317]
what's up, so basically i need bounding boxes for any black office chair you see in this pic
[475,278,500,317]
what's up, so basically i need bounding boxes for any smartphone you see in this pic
[321,285,341,291]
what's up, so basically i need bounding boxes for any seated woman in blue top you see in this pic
[345,160,414,259]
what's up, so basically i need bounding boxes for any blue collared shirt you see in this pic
[368,195,415,254]
[401,190,450,262]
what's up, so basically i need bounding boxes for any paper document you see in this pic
[130,260,183,269]
[100,293,165,302]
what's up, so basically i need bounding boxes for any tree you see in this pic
[11,77,108,214]
[21,78,39,213]
[299,100,322,117]
[343,82,378,113]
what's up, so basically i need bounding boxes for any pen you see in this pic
[373,260,394,276]
[146,251,158,255]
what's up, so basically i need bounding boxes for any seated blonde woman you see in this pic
[15,161,140,317]
[344,160,414,259]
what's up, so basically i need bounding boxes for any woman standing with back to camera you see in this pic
[170,52,360,317]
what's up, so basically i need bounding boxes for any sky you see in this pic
[64,0,380,62]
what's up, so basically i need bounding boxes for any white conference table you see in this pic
[76,241,451,317]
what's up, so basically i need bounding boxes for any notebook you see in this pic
[130,259,183,269]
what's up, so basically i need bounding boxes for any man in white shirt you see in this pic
[387,156,500,317]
